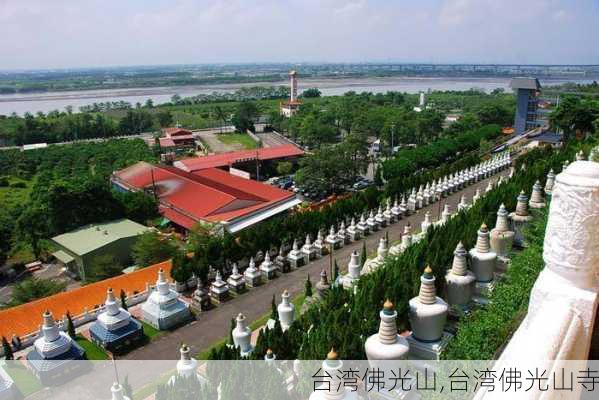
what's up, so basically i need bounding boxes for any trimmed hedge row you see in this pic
[381,124,501,181]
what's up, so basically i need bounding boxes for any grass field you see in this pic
[217,133,259,149]
[0,177,31,208]
[141,321,163,339]
[3,362,43,397]
[75,336,109,360]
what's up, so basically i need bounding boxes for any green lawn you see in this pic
[0,177,31,206]
[141,321,163,339]
[217,133,259,149]
[75,336,109,360]
[3,362,43,397]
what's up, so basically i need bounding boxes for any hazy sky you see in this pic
[1,0,598,70]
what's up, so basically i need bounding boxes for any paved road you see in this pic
[255,131,296,148]
[123,169,508,360]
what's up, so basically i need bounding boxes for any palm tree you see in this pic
[214,106,227,133]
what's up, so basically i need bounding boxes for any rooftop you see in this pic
[112,162,300,231]
[0,261,171,339]
[510,77,541,90]
[173,144,304,172]
[163,127,193,137]
[51,219,150,256]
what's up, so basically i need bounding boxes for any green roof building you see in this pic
[51,219,150,281]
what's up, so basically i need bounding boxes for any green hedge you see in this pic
[381,124,501,180]
[209,138,595,361]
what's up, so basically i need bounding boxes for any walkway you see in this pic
[123,170,508,360]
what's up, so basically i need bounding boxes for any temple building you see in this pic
[141,268,192,330]
[510,77,542,135]
[89,288,143,353]
[26,311,87,385]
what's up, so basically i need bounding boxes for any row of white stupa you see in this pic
[189,152,514,310]
[226,178,549,363]
[285,152,512,269]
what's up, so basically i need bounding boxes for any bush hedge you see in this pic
[209,139,591,361]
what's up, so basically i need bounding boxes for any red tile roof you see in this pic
[159,137,176,148]
[163,127,193,137]
[112,162,297,230]
[0,261,172,339]
[174,144,304,172]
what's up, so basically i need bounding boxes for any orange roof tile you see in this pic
[0,261,172,339]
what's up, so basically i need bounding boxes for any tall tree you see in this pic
[1,336,13,360]
[66,312,76,339]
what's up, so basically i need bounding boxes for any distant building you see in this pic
[510,77,542,135]
[21,143,48,151]
[158,127,196,153]
[51,219,150,280]
[112,162,301,234]
[280,70,302,117]
[173,144,304,175]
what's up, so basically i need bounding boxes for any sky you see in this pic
[1,0,598,70]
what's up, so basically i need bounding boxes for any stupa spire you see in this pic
[418,266,437,305]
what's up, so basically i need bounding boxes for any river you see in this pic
[0,76,593,115]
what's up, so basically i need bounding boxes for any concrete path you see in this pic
[123,170,508,360]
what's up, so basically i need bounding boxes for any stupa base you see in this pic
[407,332,453,361]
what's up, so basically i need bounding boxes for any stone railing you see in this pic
[476,158,599,399]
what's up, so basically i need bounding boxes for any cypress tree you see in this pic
[120,289,128,310]
[333,259,339,280]
[304,275,313,297]
[270,294,278,321]
[360,241,367,266]
[228,318,235,346]
[1,336,13,360]
[66,312,76,339]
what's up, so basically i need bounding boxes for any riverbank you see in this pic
[0,75,593,116]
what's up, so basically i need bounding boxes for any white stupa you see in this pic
[309,349,358,400]
[141,268,191,330]
[90,288,142,351]
[277,290,295,331]
[365,300,410,362]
